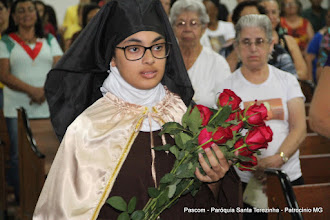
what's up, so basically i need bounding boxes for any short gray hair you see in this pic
[169,0,209,27]
[235,14,273,43]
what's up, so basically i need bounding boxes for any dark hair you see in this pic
[280,0,302,16]
[0,0,8,8]
[5,0,45,38]
[232,0,266,25]
[45,5,58,32]
[82,3,100,28]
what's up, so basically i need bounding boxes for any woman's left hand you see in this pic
[258,154,284,169]
[195,143,231,183]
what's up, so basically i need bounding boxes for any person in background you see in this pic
[217,14,306,219]
[33,0,241,218]
[0,0,9,110]
[221,0,297,77]
[260,0,309,80]
[35,0,56,36]
[302,0,327,33]
[0,0,63,203]
[160,0,171,16]
[280,0,314,53]
[309,55,330,138]
[70,3,100,44]
[200,0,235,53]
[306,8,330,83]
[170,0,231,108]
[217,0,229,21]
[61,0,91,51]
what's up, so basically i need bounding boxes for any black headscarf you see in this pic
[45,0,194,140]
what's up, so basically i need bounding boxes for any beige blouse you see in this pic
[33,90,187,219]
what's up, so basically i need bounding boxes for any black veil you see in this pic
[45,0,194,140]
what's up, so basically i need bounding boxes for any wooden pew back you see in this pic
[0,110,10,215]
[17,108,59,220]
[300,154,330,184]
[293,183,330,219]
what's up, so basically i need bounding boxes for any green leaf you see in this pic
[181,105,192,128]
[159,122,184,135]
[156,189,169,208]
[148,187,160,198]
[175,132,192,150]
[159,173,175,184]
[131,210,145,220]
[117,212,130,220]
[178,150,185,160]
[238,155,254,162]
[127,197,137,214]
[209,105,232,127]
[169,145,180,159]
[186,107,202,134]
[107,196,127,212]
[176,163,195,179]
[168,184,176,198]
[153,144,172,151]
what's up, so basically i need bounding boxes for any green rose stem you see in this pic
[230,143,247,153]
[208,107,223,125]
[171,139,213,174]
[142,139,213,219]
[149,179,195,220]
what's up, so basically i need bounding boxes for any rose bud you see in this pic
[217,89,242,110]
[245,126,273,151]
[225,111,243,122]
[244,102,268,126]
[234,139,253,157]
[238,155,258,171]
[229,121,244,132]
[212,127,233,144]
[198,128,214,149]
[194,105,213,126]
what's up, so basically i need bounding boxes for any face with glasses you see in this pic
[283,0,299,15]
[173,11,205,48]
[236,27,273,71]
[111,31,168,90]
[13,1,37,28]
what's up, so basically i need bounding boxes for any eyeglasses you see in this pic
[239,38,269,48]
[16,6,36,14]
[116,42,171,61]
[175,20,201,29]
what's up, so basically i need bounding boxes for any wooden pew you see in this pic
[266,167,330,220]
[266,169,303,220]
[0,110,10,219]
[293,183,330,219]
[300,154,330,184]
[17,108,59,220]
[299,133,330,155]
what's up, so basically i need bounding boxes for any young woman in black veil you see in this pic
[33,0,241,219]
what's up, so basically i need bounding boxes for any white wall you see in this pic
[42,0,78,26]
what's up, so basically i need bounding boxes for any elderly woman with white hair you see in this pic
[169,0,231,108]
[216,14,306,218]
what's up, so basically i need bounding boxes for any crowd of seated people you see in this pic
[0,0,329,218]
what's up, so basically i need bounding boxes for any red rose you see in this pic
[212,127,233,144]
[198,128,214,149]
[245,126,273,151]
[194,105,213,126]
[234,139,253,157]
[239,155,258,171]
[225,111,243,122]
[244,102,268,126]
[229,121,244,132]
[217,89,242,110]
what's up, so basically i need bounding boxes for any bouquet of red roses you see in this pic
[107,89,273,220]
